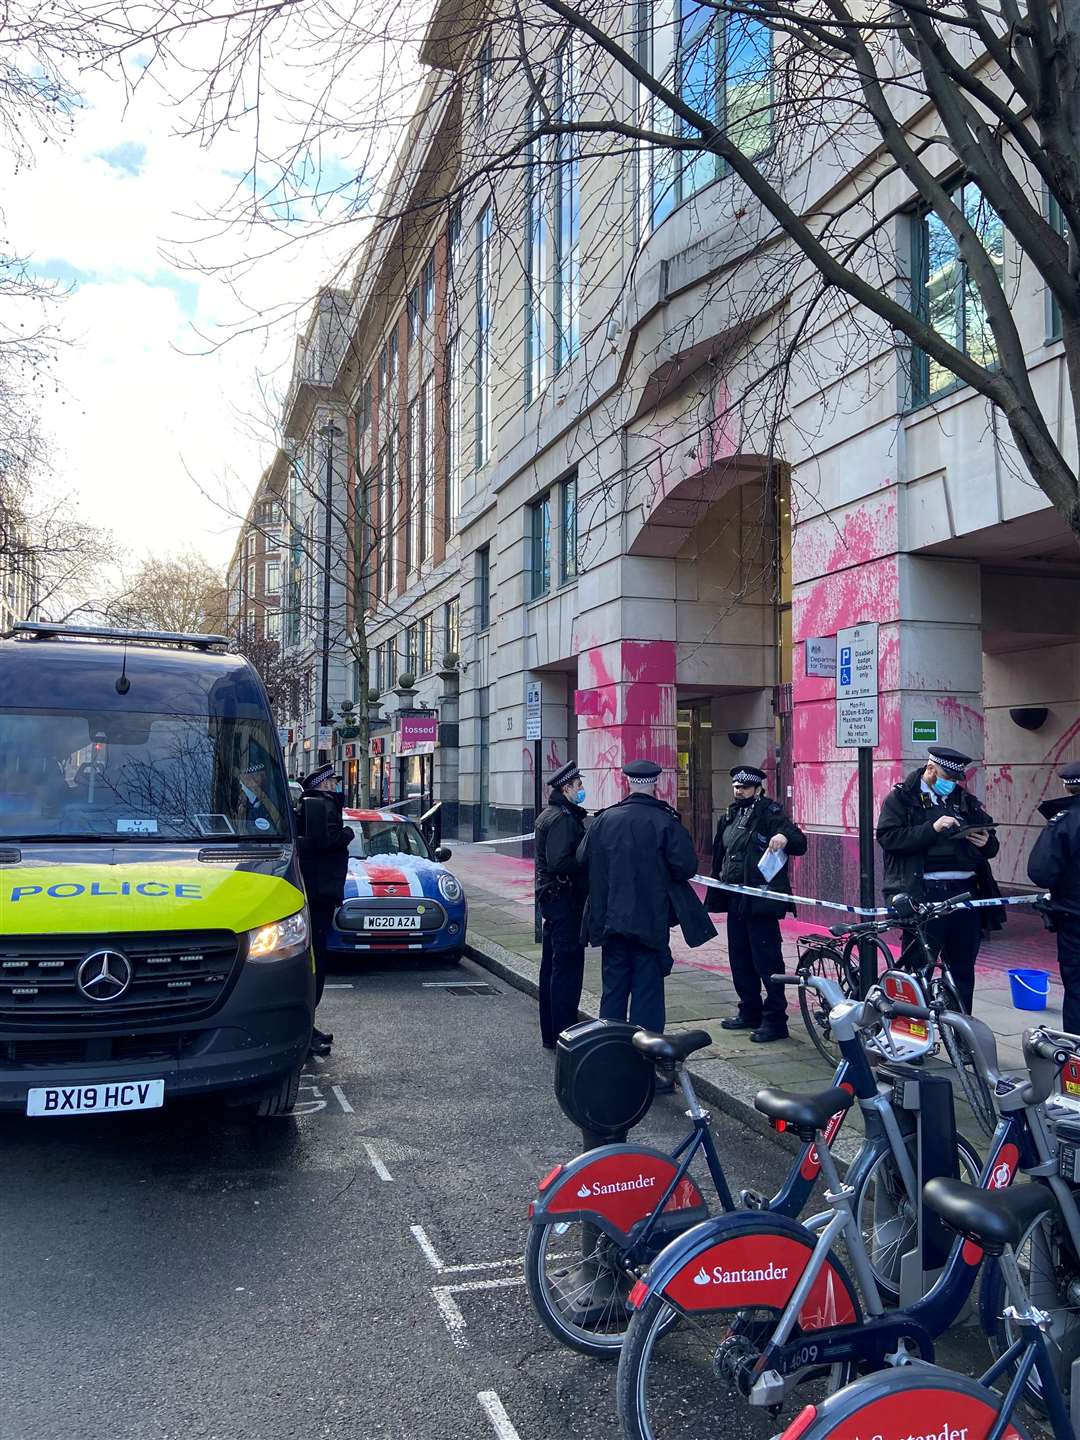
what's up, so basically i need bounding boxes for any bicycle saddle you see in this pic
[631,1029,712,1064]
[754,1086,854,1135]
[923,1177,1055,1252]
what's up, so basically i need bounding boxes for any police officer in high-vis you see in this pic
[578,759,715,1033]
[534,760,588,1050]
[709,765,807,1043]
[1029,762,1080,1034]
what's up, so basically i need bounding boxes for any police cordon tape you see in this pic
[469,831,1049,918]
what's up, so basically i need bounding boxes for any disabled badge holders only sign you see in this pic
[836,622,879,748]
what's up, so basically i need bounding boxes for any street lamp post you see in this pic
[318,420,341,758]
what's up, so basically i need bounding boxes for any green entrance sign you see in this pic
[912,719,939,743]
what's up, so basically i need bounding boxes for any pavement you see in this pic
[449,840,1066,1159]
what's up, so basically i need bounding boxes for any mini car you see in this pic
[328,809,467,962]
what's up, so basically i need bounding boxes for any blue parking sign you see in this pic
[840,666,852,686]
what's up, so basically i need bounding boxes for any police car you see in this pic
[327,810,468,962]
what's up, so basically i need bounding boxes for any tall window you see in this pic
[529,493,552,598]
[554,45,579,372]
[446,331,462,533]
[385,639,397,690]
[379,429,398,597]
[476,545,491,630]
[477,35,493,123]
[266,611,283,642]
[405,623,418,677]
[1048,195,1066,342]
[525,99,548,405]
[637,1,772,232]
[419,612,434,674]
[407,397,421,572]
[265,558,282,594]
[475,205,492,468]
[911,180,1003,405]
[422,373,435,561]
[422,252,436,320]
[445,596,460,657]
[560,473,578,583]
[408,286,420,344]
[389,330,398,387]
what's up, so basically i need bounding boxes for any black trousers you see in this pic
[308,897,337,1009]
[599,934,668,1033]
[726,907,787,1032]
[1058,915,1080,1037]
[900,879,982,1014]
[538,889,585,1048]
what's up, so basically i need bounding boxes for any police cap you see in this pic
[549,761,582,790]
[1060,762,1080,789]
[731,766,767,786]
[623,759,662,787]
[301,763,335,791]
[927,746,972,777]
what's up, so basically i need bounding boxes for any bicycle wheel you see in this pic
[853,1133,982,1303]
[986,1205,1080,1416]
[797,943,860,1067]
[934,977,997,1137]
[616,1290,854,1440]
[525,1216,637,1356]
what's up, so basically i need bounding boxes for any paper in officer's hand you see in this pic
[757,849,787,885]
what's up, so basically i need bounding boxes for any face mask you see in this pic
[932,776,957,798]
[574,788,586,806]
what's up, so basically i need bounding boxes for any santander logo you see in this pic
[581,1173,657,1198]
[691,1261,791,1286]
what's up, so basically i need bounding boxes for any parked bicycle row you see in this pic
[525,959,1080,1440]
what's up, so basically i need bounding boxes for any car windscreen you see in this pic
[348,820,429,860]
[0,708,289,842]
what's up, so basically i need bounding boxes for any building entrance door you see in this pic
[677,702,713,863]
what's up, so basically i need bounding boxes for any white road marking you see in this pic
[410,1223,444,1270]
[325,982,356,989]
[431,1275,524,1346]
[330,1085,354,1114]
[363,1142,394,1181]
[421,980,492,989]
[478,1391,524,1440]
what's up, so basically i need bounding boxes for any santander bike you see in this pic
[526,976,979,1357]
[613,988,1077,1440]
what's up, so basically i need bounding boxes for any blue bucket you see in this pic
[1009,968,1049,1012]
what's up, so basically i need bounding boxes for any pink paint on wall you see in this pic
[792,494,899,586]
[622,639,677,685]
[792,556,901,645]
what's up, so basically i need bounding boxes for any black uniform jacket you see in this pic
[297,792,355,904]
[707,795,807,919]
[876,767,1002,925]
[1029,795,1080,918]
[576,791,717,952]
[534,791,588,907]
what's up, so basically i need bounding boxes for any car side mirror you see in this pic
[434,845,452,862]
[300,794,330,847]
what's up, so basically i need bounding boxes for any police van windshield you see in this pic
[0,708,289,842]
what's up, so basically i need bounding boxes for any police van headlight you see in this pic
[437,873,462,903]
[246,908,310,963]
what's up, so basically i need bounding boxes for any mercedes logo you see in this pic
[76,950,133,1003]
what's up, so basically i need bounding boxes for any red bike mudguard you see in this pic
[778,1363,1024,1440]
[631,1212,860,1330]
[531,1143,706,1240]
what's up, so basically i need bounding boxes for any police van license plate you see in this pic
[363,915,421,930]
[26,1079,165,1117]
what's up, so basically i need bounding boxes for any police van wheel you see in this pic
[250,1065,302,1119]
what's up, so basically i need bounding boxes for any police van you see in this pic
[0,623,314,1120]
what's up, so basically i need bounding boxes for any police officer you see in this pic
[296,763,355,1057]
[534,761,588,1050]
[578,759,715,1033]
[1028,762,1080,1034]
[876,745,1000,1013]
[710,766,807,1043]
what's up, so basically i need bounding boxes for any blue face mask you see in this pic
[574,788,586,806]
[932,776,957,798]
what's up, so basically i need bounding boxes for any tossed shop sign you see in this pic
[398,713,439,755]
[804,636,837,679]
[525,681,542,741]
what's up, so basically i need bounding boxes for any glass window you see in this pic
[407,398,420,573]
[446,331,461,534]
[477,546,491,630]
[554,45,580,373]
[247,562,255,594]
[475,205,492,468]
[529,493,552,599]
[265,559,282,593]
[1048,194,1065,342]
[422,373,435,561]
[422,252,436,320]
[444,596,460,657]
[419,612,434,673]
[349,818,428,859]
[560,474,578,583]
[911,179,1004,405]
[525,99,549,404]
[405,624,418,677]
[408,286,420,344]
[266,610,283,641]
[264,530,281,553]
[477,35,492,123]
[385,639,397,691]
